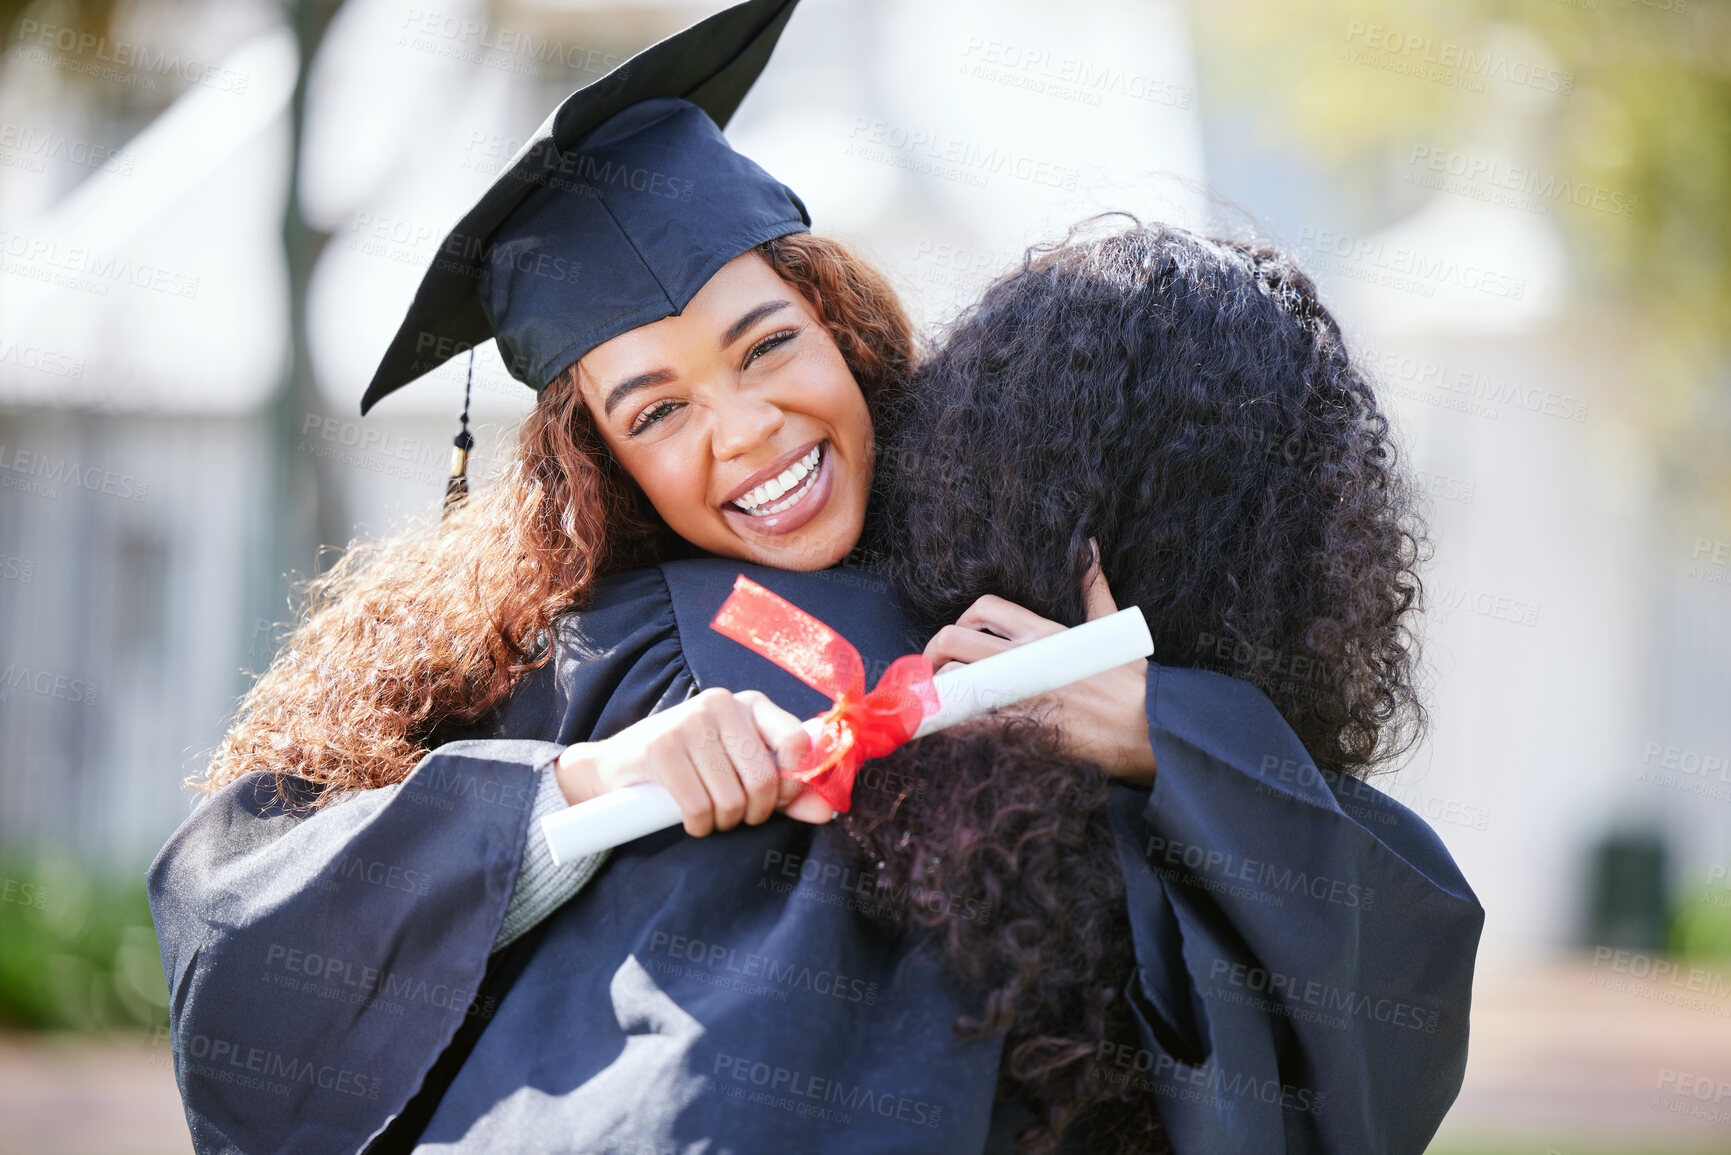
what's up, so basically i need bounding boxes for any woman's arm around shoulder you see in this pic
[1108,662,1484,1155]
[148,740,560,1155]
[147,568,686,1154]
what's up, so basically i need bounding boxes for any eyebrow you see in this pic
[602,368,676,418]
[599,300,796,419]
[721,299,792,347]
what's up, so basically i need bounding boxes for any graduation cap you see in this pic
[358,0,810,510]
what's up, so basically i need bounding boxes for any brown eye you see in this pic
[628,399,682,436]
[744,328,798,368]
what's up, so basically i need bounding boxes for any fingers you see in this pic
[923,622,1019,670]
[740,689,812,776]
[667,688,830,836]
[953,594,1064,642]
[589,687,842,839]
[738,690,809,825]
[1081,538,1120,621]
[678,701,746,837]
[645,728,722,839]
[653,689,760,836]
[924,593,1065,670]
[781,787,836,825]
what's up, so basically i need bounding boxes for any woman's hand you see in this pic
[922,543,1157,785]
[553,687,835,835]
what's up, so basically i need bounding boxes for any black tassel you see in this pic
[442,349,476,518]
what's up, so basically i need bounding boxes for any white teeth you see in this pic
[731,445,824,515]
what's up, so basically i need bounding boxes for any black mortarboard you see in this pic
[360,0,808,418]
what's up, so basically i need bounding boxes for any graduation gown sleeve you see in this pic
[317,750,609,955]
[145,569,693,1155]
[1108,663,1484,1155]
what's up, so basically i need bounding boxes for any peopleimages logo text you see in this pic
[1342,22,1575,94]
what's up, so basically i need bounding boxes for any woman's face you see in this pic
[575,251,873,571]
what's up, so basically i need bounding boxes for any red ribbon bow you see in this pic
[709,575,938,813]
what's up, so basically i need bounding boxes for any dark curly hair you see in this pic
[844,724,1164,1154]
[841,218,1427,1153]
[869,216,1426,772]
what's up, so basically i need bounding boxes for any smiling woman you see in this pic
[185,0,928,818]
[568,247,878,570]
[195,227,912,812]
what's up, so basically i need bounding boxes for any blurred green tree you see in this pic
[0,857,168,1031]
[1191,0,1731,535]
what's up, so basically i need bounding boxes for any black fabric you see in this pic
[361,919,553,1155]
[360,0,808,413]
[147,560,1484,1154]
[475,98,809,395]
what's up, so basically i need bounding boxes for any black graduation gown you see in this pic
[147,558,1483,1154]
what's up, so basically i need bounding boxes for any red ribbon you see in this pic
[709,574,937,813]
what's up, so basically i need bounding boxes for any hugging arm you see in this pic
[147,742,558,1155]
[1111,664,1484,1155]
[147,570,693,1154]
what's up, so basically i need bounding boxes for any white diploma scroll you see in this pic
[542,605,1153,865]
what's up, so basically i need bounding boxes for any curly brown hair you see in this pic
[196,232,915,798]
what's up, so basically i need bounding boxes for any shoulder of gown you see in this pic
[1107,662,1485,1155]
[145,565,692,1155]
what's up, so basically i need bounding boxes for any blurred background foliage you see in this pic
[1673,882,1731,962]
[1191,0,1731,539]
[0,856,169,1032]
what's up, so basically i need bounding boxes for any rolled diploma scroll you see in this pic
[542,605,1153,865]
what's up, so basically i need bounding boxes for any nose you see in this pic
[709,389,784,461]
